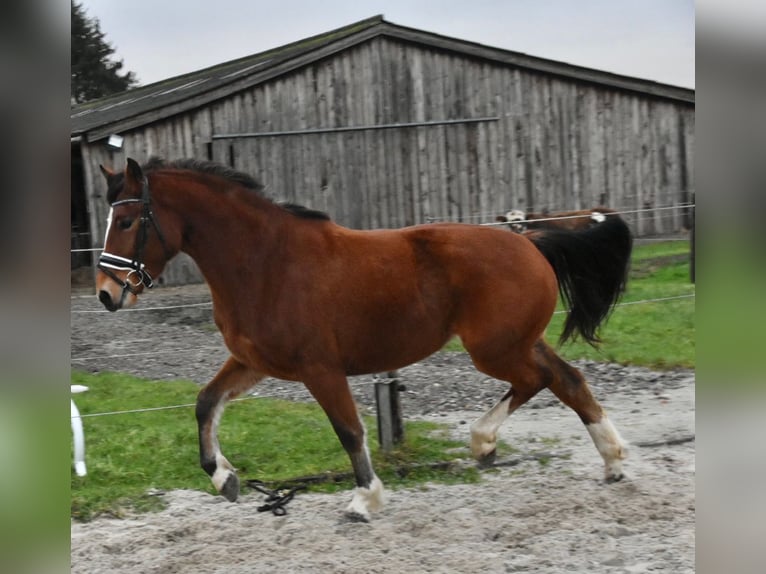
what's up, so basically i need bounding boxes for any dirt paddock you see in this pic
[71,283,694,573]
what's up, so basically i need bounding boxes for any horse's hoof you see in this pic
[477,449,497,468]
[604,459,625,484]
[220,473,240,502]
[344,510,370,523]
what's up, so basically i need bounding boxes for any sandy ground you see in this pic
[71,284,695,573]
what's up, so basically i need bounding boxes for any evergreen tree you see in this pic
[71,1,138,104]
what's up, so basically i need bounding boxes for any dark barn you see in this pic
[71,15,695,285]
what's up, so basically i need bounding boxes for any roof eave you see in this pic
[376,21,695,104]
[83,23,387,142]
[74,15,694,140]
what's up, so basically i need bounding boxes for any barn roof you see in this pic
[72,15,695,142]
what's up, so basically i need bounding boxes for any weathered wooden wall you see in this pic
[81,36,694,285]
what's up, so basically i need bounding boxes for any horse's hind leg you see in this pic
[535,340,628,482]
[303,373,383,522]
[470,385,543,464]
[467,339,626,481]
[196,356,264,501]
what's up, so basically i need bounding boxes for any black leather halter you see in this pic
[97,176,170,296]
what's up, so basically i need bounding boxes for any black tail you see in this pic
[528,214,632,346]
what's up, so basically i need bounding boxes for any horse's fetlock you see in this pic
[202,461,216,477]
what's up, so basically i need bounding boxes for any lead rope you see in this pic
[246,480,307,516]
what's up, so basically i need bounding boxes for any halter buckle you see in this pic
[98,252,155,291]
[125,269,146,289]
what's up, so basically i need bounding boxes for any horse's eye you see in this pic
[118,218,134,230]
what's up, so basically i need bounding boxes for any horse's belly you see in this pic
[338,314,452,376]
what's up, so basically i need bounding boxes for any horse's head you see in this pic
[96,158,177,311]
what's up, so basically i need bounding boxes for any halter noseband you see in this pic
[97,176,170,296]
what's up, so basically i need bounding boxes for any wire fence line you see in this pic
[634,237,689,242]
[479,204,694,227]
[71,204,694,254]
[70,203,693,307]
[70,346,224,363]
[71,203,694,419]
[72,396,260,419]
[71,290,695,318]
[71,293,694,364]
[72,301,213,314]
[71,292,694,420]
[550,293,694,315]
[411,204,693,228]
[597,294,694,307]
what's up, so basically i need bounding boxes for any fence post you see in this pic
[71,385,89,476]
[374,371,404,451]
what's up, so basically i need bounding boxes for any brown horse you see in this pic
[496,207,618,233]
[96,158,632,521]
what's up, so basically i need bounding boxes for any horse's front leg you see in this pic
[196,356,263,502]
[304,373,384,522]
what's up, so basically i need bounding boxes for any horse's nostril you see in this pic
[98,289,118,312]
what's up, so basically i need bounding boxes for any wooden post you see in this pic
[374,371,404,451]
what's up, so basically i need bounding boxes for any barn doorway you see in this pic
[71,142,93,285]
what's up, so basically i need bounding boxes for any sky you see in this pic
[77,0,694,89]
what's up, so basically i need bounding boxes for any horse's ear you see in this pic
[126,158,144,184]
[99,164,114,180]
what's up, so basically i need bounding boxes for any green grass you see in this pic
[70,371,478,521]
[444,240,695,369]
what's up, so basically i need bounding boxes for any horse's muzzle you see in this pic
[98,289,122,312]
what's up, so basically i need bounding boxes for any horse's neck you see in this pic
[175,189,286,292]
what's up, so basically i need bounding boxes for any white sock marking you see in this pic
[346,475,385,519]
[207,400,236,491]
[587,416,628,478]
[211,451,234,491]
[470,394,512,457]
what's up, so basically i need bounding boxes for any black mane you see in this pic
[143,157,265,193]
[108,157,330,221]
[278,202,331,221]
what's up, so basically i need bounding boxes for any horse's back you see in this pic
[400,223,555,285]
